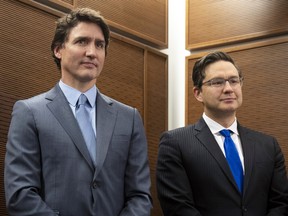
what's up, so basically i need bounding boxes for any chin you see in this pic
[224,108,238,113]
[83,71,100,79]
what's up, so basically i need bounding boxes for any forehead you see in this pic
[67,22,104,40]
[205,60,238,78]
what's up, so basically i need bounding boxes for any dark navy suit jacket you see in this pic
[157,117,288,216]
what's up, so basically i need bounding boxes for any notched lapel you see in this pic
[195,118,240,193]
[46,85,95,170]
[95,93,117,177]
[238,126,255,196]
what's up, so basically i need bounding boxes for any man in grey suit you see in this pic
[156,51,288,215]
[5,8,152,216]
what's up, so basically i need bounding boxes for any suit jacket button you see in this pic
[242,206,248,212]
[92,182,97,189]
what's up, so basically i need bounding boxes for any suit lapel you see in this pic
[95,92,117,177]
[195,118,241,193]
[46,84,95,170]
[238,125,255,197]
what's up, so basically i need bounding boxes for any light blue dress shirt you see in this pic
[59,80,97,135]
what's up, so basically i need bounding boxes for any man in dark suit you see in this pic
[4,8,152,216]
[156,51,288,216]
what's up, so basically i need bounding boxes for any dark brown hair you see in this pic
[51,8,110,70]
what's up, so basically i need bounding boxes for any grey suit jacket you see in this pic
[156,117,288,216]
[5,84,152,216]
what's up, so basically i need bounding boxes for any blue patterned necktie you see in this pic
[220,129,243,193]
[76,94,96,164]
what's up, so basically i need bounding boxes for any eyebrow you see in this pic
[72,36,105,43]
[209,75,239,79]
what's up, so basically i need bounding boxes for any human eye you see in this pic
[76,38,88,45]
[96,41,105,49]
[211,78,225,87]
[229,77,240,85]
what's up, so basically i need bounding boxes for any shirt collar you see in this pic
[59,80,97,108]
[202,112,239,135]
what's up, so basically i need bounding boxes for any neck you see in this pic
[61,78,96,93]
[205,111,236,128]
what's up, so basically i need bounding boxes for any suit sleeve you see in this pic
[119,108,153,216]
[4,100,57,215]
[156,132,202,216]
[267,137,288,215]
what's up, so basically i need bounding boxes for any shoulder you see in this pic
[15,85,61,108]
[98,92,136,113]
[97,92,144,125]
[14,91,48,109]
[162,118,206,139]
[166,124,195,136]
[239,125,276,141]
[238,125,281,154]
[160,124,197,145]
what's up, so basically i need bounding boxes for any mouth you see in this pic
[221,98,235,102]
[81,61,97,68]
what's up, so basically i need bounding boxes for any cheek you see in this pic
[235,90,243,105]
[236,89,243,99]
[238,94,243,104]
[98,56,106,69]
[202,92,216,104]
[99,54,106,63]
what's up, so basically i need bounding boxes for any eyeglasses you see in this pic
[202,77,243,88]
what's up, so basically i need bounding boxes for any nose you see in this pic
[223,80,233,91]
[85,44,97,58]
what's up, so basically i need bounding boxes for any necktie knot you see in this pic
[220,129,232,138]
[77,94,89,107]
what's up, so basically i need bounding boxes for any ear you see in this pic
[193,87,203,102]
[53,46,62,59]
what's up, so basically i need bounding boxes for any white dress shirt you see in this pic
[202,113,245,172]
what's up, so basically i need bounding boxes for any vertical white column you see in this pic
[161,0,190,130]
